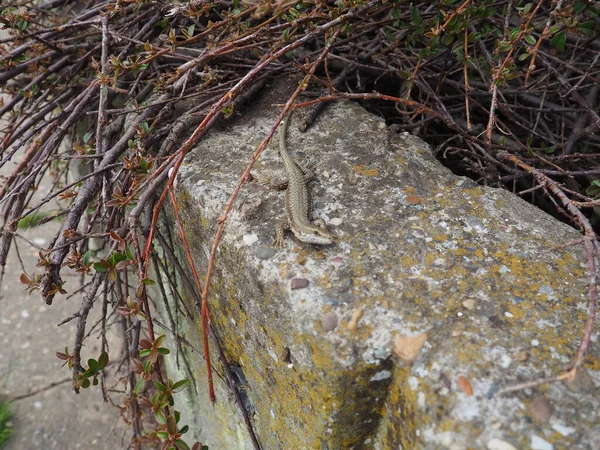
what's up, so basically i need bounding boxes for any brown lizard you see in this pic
[256,113,335,247]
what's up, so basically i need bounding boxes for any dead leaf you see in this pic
[405,195,422,205]
[457,375,474,396]
[347,308,363,331]
[393,332,428,362]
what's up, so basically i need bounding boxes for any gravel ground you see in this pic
[0,235,126,449]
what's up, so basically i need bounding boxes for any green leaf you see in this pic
[550,31,566,52]
[154,381,167,392]
[175,439,190,450]
[151,392,162,406]
[134,378,146,395]
[221,104,234,119]
[139,349,152,358]
[526,135,533,148]
[98,351,109,369]
[155,334,166,348]
[578,21,596,36]
[17,211,59,229]
[108,251,126,266]
[83,250,91,266]
[171,379,189,393]
[155,409,167,424]
[157,348,170,355]
[82,378,90,389]
[524,34,536,45]
[410,7,422,25]
[179,425,189,434]
[586,180,600,198]
[93,262,107,273]
[156,431,169,440]
[141,277,155,286]
[587,187,600,198]
[167,414,178,434]
[573,1,587,14]
[509,27,520,41]
[88,358,98,371]
[125,246,134,260]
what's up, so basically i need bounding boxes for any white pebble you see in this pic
[550,422,575,436]
[531,435,553,450]
[242,234,259,246]
[487,438,517,450]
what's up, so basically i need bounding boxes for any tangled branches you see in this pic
[1,0,599,446]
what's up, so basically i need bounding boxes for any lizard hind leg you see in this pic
[273,220,289,248]
[312,218,327,228]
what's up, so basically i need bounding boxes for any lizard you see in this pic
[261,112,336,247]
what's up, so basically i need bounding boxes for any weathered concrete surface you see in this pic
[164,81,599,449]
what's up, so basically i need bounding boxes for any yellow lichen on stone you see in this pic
[399,255,417,267]
[505,302,526,320]
[584,355,600,371]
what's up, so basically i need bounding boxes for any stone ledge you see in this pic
[163,81,599,449]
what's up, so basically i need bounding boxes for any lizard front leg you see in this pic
[294,157,315,181]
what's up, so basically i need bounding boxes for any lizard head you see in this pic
[293,223,336,245]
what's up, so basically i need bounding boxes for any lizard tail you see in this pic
[279,111,292,156]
